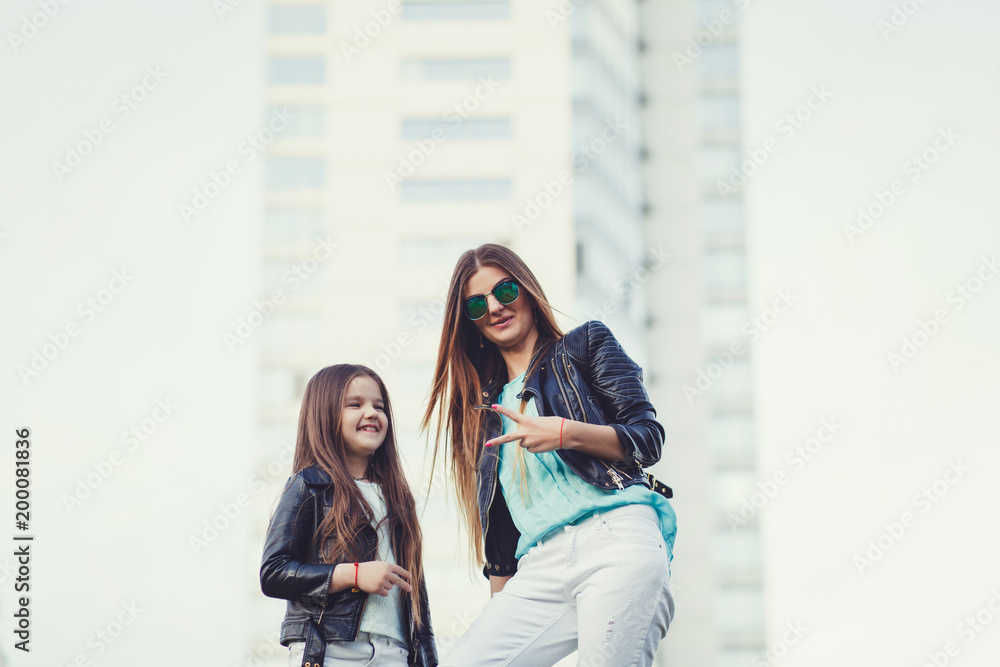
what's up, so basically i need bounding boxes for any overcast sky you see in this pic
[2,1,999,666]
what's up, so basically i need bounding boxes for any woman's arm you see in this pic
[490,574,512,596]
[484,321,664,464]
[581,320,665,467]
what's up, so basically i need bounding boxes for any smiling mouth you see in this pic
[493,315,512,327]
[358,425,379,433]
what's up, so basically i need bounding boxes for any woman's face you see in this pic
[464,265,536,349]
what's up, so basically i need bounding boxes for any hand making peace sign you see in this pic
[484,403,567,453]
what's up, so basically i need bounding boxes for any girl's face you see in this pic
[339,374,388,470]
[465,264,536,349]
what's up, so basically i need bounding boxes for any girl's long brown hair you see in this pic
[419,244,564,566]
[292,364,425,627]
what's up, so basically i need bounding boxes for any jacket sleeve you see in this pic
[259,472,336,606]
[584,320,665,468]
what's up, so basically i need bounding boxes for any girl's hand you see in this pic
[484,404,565,453]
[357,561,412,597]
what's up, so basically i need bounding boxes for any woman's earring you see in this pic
[479,333,484,349]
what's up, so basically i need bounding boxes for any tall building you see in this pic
[248,1,760,665]
[640,0,766,665]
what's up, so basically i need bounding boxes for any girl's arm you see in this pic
[259,473,336,605]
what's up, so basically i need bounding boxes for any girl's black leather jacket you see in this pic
[260,466,438,667]
[476,320,672,578]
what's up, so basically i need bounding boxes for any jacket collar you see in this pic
[479,341,552,403]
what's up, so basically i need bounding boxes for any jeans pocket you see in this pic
[604,512,663,546]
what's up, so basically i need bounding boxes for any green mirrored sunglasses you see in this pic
[464,280,520,320]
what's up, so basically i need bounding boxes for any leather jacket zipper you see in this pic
[560,351,630,491]
[481,389,499,553]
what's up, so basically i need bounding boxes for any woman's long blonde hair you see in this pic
[419,244,564,565]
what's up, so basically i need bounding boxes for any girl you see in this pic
[261,364,438,667]
[421,244,676,667]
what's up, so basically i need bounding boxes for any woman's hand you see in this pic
[333,561,412,596]
[484,404,627,461]
[484,404,565,453]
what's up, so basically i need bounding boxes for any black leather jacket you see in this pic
[260,466,438,667]
[477,320,673,578]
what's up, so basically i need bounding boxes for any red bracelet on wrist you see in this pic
[559,418,566,449]
[354,561,359,590]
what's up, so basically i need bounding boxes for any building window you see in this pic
[260,314,323,352]
[266,105,325,137]
[398,179,511,201]
[698,43,739,78]
[400,57,511,81]
[714,587,765,634]
[264,207,326,244]
[698,146,740,185]
[702,248,747,290]
[402,1,510,20]
[711,358,752,402]
[268,55,326,84]
[712,528,761,572]
[267,5,327,33]
[400,117,511,140]
[700,94,740,132]
[262,260,325,295]
[700,199,744,237]
[266,157,325,189]
[697,0,737,26]
[706,412,753,458]
[399,237,486,263]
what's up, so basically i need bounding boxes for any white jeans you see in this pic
[443,504,674,667]
[287,632,408,666]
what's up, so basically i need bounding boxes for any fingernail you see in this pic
[485,441,493,447]
[491,404,498,409]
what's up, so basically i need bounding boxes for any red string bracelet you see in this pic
[559,418,566,449]
[354,562,359,590]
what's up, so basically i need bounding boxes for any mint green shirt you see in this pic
[496,371,677,559]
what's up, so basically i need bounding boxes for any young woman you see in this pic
[421,244,676,666]
[261,364,438,666]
